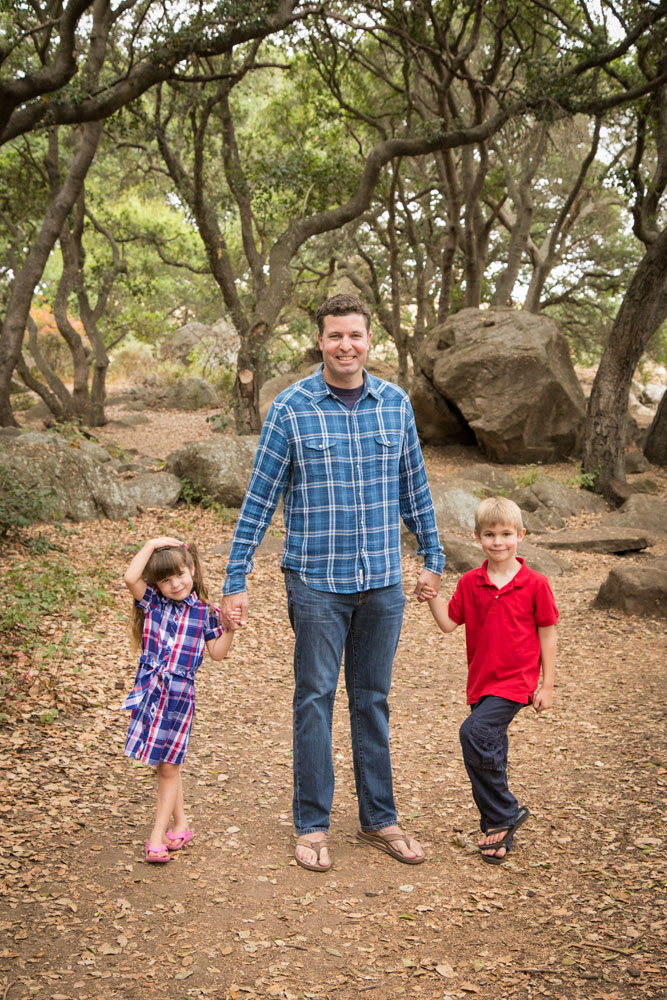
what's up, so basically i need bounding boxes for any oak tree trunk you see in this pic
[582,225,667,500]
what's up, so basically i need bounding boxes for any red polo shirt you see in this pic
[448,558,559,706]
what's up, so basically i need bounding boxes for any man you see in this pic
[221,294,444,871]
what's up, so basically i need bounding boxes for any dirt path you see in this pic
[1,427,666,1000]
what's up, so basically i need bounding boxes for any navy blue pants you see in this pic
[459,695,525,846]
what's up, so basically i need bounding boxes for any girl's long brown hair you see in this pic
[130,542,209,650]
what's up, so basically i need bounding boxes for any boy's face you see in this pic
[475,522,526,566]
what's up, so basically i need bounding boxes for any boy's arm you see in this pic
[427,596,459,634]
[534,625,557,713]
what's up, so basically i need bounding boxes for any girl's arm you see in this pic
[123,536,184,601]
[533,625,557,713]
[206,630,235,662]
[206,608,242,661]
[427,595,459,634]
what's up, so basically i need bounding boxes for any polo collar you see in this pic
[477,556,529,590]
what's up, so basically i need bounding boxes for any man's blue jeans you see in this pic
[284,571,405,834]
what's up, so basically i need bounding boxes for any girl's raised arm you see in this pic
[123,536,185,601]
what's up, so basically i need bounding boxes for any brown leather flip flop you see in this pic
[357,828,426,864]
[295,835,332,872]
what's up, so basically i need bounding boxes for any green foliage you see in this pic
[0,553,115,725]
[564,461,600,490]
[178,479,237,521]
[0,466,54,535]
[514,464,541,488]
[205,411,230,433]
[0,557,114,637]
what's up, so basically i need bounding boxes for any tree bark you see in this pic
[0,121,104,426]
[581,225,667,499]
[644,390,667,466]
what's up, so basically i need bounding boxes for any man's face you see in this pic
[318,312,371,388]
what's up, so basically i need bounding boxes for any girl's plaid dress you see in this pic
[122,585,224,766]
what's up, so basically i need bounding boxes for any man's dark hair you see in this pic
[315,294,371,335]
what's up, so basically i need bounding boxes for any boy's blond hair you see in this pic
[474,496,524,535]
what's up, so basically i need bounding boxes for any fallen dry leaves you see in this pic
[1,440,666,1000]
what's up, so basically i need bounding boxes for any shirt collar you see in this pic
[477,556,528,589]
[311,364,383,402]
[156,588,198,608]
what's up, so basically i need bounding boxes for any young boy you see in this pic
[424,497,558,864]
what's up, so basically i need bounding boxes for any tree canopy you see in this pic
[1,0,666,492]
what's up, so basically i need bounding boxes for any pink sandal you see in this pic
[166,828,194,851]
[145,841,170,863]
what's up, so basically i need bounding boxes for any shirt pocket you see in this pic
[374,433,400,474]
[303,438,337,479]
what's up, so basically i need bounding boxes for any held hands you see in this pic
[221,592,248,630]
[413,569,441,603]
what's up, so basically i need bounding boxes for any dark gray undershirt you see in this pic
[325,381,364,410]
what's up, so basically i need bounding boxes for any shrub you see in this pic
[0,465,54,535]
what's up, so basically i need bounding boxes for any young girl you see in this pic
[121,536,238,863]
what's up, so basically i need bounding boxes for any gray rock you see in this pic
[532,525,656,554]
[640,383,665,407]
[0,430,135,521]
[110,413,151,427]
[125,472,182,509]
[165,377,220,411]
[510,480,608,518]
[594,557,667,618]
[522,510,550,534]
[520,542,572,577]
[603,495,667,538]
[625,450,650,474]
[22,400,52,421]
[161,318,240,368]
[431,486,480,532]
[464,463,516,493]
[164,436,260,507]
[409,373,475,447]
[415,307,586,461]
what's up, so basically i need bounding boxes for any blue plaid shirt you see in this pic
[223,366,444,595]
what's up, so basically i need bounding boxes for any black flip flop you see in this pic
[479,806,530,864]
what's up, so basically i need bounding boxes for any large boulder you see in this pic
[594,557,667,618]
[125,472,182,509]
[0,431,136,521]
[510,480,608,521]
[431,485,481,532]
[165,377,220,411]
[532,525,656,554]
[602,494,667,538]
[414,307,586,462]
[164,437,259,507]
[463,463,516,494]
[161,319,240,367]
